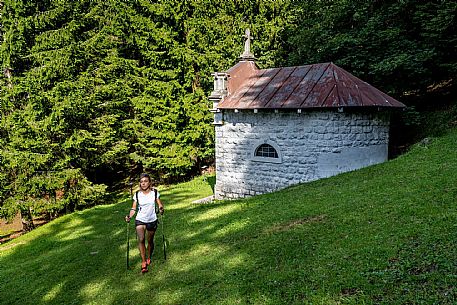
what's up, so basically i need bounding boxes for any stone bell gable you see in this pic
[210,30,405,199]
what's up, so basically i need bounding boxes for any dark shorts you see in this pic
[135,219,158,231]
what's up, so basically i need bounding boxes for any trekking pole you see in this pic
[126,220,130,269]
[126,179,134,270]
[161,213,166,260]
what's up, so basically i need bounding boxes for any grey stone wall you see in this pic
[215,110,390,199]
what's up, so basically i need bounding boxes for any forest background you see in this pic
[0,0,456,230]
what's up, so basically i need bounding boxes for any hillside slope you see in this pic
[1,128,456,305]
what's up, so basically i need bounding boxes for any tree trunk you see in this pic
[20,208,35,232]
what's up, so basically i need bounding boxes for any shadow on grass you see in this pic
[2,185,304,304]
[0,204,142,305]
[1,145,457,305]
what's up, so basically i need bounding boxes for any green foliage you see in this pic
[286,0,457,100]
[0,0,455,225]
[0,0,298,221]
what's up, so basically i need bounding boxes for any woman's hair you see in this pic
[139,173,151,182]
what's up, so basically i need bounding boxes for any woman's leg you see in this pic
[136,225,147,265]
[146,229,156,263]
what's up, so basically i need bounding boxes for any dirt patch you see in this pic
[0,214,23,244]
[341,287,361,297]
[0,213,49,244]
[264,214,327,234]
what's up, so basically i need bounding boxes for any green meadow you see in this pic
[1,128,456,305]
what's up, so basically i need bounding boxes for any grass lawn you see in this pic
[1,129,457,304]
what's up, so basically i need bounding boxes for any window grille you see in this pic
[255,144,278,158]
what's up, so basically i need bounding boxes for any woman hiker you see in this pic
[125,173,164,273]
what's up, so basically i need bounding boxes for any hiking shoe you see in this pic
[141,262,148,273]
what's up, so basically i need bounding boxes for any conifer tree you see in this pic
[0,0,314,227]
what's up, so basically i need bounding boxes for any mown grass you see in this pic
[1,128,457,304]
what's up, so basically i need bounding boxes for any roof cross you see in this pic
[240,28,255,61]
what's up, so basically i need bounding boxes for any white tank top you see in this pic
[133,189,160,223]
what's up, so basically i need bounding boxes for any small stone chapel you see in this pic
[209,29,405,199]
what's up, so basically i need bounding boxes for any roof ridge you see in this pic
[330,63,343,107]
[280,65,312,107]
[299,62,331,108]
[318,63,338,107]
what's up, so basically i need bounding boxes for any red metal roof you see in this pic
[218,62,405,109]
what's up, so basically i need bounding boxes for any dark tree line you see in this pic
[1,0,455,229]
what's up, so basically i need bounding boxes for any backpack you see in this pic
[135,189,158,213]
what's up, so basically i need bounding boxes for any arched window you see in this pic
[251,140,282,164]
[255,144,278,158]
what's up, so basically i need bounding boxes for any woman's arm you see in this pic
[125,201,137,222]
[156,198,164,214]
